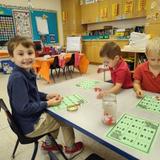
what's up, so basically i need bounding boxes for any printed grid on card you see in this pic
[137,95,160,114]
[50,94,87,111]
[75,80,100,89]
[106,114,159,153]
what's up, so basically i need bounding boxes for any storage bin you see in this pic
[1,60,14,74]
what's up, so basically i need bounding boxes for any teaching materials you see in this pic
[50,94,87,111]
[137,95,160,113]
[106,114,159,153]
[76,80,100,89]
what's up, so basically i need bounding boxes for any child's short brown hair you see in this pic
[100,41,121,59]
[7,36,34,57]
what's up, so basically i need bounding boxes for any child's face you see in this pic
[104,56,119,68]
[146,51,160,69]
[12,44,35,71]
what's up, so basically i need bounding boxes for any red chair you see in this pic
[43,46,51,55]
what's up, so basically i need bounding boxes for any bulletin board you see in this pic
[0,6,15,46]
[0,5,59,45]
[13,10,32,37]
[0,15,15,46]
[30,10,59,44]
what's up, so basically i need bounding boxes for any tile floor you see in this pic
[0,64,126,160]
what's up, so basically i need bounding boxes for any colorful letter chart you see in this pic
[0,15,15,44]
[75,79,100,89]
[50,94,87,111]
[106,114,159,153]
[137,95,160,113]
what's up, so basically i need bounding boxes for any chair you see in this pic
[50,56,60,82]
[85,153,105,160]
[0,98,68,160]
[65,53,75,78]
[50,56,67,81]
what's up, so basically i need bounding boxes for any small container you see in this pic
[102,93,117,125]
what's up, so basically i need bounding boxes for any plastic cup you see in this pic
[102,93,117,125]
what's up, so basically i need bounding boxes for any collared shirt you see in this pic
[134,62,160,93]
[7,65,48,134]
[109,58,133,88]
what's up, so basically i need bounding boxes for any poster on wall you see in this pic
[49,34,55,43]
[35,16,49,35]
[0,15,15,46]
[13,10,32,38]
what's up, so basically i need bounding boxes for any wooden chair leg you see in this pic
[12,139,19,159]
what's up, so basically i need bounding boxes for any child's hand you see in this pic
[94,87,102,92]
[97,90,108,99]
[46,93,61,100]
[97,67,109,73]
[135,89,144,98]
[47,96,63,107]
[156,96,160,101]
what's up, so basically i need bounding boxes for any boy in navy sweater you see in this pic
[7,36,83,159]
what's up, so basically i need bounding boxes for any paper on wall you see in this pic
[35,16,49,35]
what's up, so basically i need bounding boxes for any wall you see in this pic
[1,0,64,45]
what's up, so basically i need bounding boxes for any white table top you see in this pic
[121,49,145,53]
[43,77,160,160]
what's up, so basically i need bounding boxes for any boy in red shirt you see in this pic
[97,42,133,99]
[133,37,160,98]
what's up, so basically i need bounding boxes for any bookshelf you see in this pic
[121,49,146,72]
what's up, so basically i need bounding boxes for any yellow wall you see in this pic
[1,0,64,45]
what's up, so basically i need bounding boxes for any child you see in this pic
[97,42,133,99]
[133,37,160,98]
[7,36,83,159]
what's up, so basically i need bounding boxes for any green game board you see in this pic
[50,94,87,111]
[75,80,100,89]
[137,95,160,113]
[106,114,159,153]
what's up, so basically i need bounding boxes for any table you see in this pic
[33,53,89,83]
[43,77,160,160]
[0,50,9,58]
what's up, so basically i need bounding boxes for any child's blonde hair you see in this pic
[146,37,160,56]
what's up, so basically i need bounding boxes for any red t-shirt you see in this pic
[134,62,160,93]
[109,59,133,88]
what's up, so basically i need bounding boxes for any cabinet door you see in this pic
[110,0,123,21]
[98,0,111,22]
[92,42,104,63]
[61,0,74,33]
[134,0,146,18]
[61,0,85,45]
[81,2,99,24]
[121,0,136,19]
[83,42,94,63]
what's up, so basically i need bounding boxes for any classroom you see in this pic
[0,0,160,160]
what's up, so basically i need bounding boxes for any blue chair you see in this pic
[85,153,105,160]
[0,98,68,160]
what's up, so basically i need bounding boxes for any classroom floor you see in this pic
[0,64,126,160]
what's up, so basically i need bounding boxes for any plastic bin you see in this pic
[1,60,14,74]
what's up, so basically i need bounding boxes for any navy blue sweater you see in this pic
[7,65,48,134]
